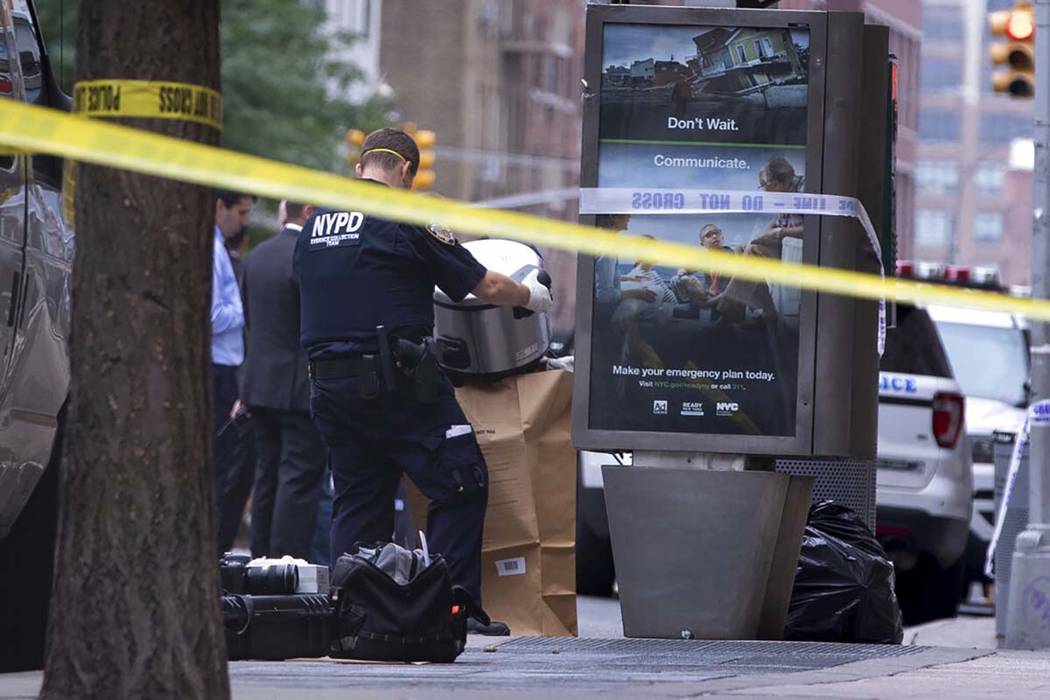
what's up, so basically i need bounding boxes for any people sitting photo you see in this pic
[715,157,804,326]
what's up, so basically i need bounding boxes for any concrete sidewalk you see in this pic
[1,636,1045,699]
[904,614,998,650]
[3,610,1046,699]
[0,641,992,700]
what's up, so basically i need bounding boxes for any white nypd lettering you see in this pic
[310,211,365,248]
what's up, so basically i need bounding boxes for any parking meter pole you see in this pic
[1003,0,1050,650]
[1031,1,1050,531]
[1028,349,1050,529]
[1033,1,1050,353]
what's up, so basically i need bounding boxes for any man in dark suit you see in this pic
[240,201,326,559]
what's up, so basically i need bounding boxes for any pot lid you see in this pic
[434,239,542,306]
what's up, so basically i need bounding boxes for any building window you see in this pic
[973,162,1005,193]
[918,109,961,142]
[915,209,952,246]
[920,58,963,92]
[916,160,959,194]
[736,45,747,64]
[359,0,371,37]
[979,112,1033,144]
[974,212,1004,242]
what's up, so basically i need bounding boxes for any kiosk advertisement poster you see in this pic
[589,22,810,437]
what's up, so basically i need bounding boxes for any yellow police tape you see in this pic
[2,96,1048,321]
[72,80,222,131]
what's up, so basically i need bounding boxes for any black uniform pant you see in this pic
[309,373,488,604]
[213,363,255,555]
[249,407,327,560]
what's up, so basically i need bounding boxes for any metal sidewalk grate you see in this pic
[494,637,923,674]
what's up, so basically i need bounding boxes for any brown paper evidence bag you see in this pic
[408,369,578,636]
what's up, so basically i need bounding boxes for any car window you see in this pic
[879,304,953,378]
[936,321,1029,406]
[12,14,42,105]
[12,8,61,185]
[0,31,13,171]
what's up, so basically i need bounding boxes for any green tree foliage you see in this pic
[219,0,393,170]
[33,0,393,171]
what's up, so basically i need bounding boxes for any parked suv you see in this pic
[925,303,1029,601]
[875,303,971,624]
[0,0,74,673]
[576,303,973,625]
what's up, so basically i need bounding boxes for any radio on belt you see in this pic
[433,239,550,379]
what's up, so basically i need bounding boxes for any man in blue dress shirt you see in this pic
[212,190,253,553]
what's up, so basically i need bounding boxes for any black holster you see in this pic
[396,337,440,404]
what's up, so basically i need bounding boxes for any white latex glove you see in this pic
[522,269,553,313]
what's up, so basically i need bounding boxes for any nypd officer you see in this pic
[294,128,552,632]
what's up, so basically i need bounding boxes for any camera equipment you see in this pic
[219,553,299,596]
[246,563,298,595]
[222,594,333,661]
[218,554,334,661]
[219,553,251,595]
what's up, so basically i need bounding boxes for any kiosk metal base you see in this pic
[603,465,812,640]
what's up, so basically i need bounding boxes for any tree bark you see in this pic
[41,2,228,698]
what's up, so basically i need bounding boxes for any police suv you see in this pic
[926,302,1028,598]
[577,302,973,625]
[896,262,1031,604]
[874,303,970,624]
[0,0,75,672]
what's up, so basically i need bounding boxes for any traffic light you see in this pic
[989,1,1035,98]
[413,129,437,190]
[401,121,437,190]
[345,128,366,167]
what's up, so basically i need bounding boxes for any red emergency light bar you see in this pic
[896,260,1004,290]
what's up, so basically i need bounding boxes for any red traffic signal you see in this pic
[1005,7,1034,40]
[989,2,1036,98]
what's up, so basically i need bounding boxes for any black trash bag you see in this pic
[784,501,904,644]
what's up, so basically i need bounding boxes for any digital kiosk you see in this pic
[573,5,894,639]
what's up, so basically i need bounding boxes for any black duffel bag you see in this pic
[330,543,484,663]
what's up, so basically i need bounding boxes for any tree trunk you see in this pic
[41,2,227,698]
